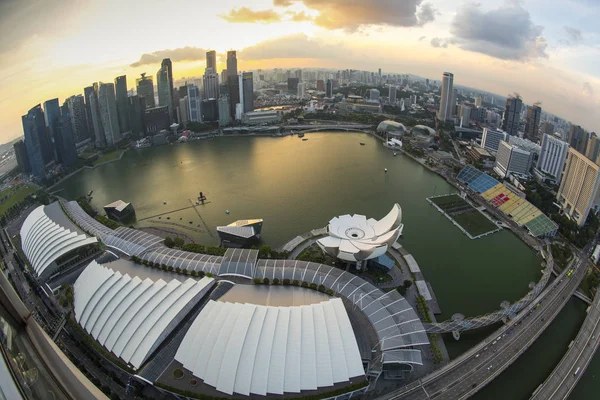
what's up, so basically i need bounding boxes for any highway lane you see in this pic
[530,281,600,400]
[380,252,588,400]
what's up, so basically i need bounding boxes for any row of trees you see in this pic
[252,277,335,296]
[131,255,214,278]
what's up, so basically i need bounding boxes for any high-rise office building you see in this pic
[317,80,325,92]
[89,83,106,148]
[179,97,189,124]
[218,96,231,127]
[287,78,299,94]
[326,79,333,98]
[202,99,218,122]
[541,121,555,135]
[297,82,306,98]
[203,72,219,100]
[493,140,534,178]
[157,65,172,119]
[43,98,61,162]
[557,148,600,227]
[524,104,542,142]
[502,96,523,136]
[114,75,129,134]
[14,140,31,174]
[437,72,454,121]
[536,134,570,183]
[568,124,588,155]
[159,58,175,121]
[481,128,508,153]
[226,51,238,77]
[64,95,89,144]
[83,86,95,143]
[22,105,47,179]
[368,89,380,102]
[127,95,145,139]
[389,86,397,104]
[474,96,482,107]
[206,50,217,72]
[221,69,228,84]
[54,112,78,168]
[136,73,155,109]
[187,84,202,122]
[98,82,121,146]
[144,106,170,134]
[239,72,254,113]
[586,133,600,162]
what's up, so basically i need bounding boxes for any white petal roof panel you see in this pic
[250,306,280,396]
[267,307,290,395]
[233,306,267,396]
[284,307,302,393]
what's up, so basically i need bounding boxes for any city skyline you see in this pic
[0,0,599,142]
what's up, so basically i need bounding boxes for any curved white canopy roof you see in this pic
[317,204,403,262]
[20,204,98,278]
[175,298,364,396]
[74,261,215,369]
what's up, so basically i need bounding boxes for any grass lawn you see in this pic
[430,194,468,211]
[452,210,498,237]
[0,185,37,216]
[93,149,124,166]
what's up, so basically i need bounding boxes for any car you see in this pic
[497,336,502,341]
[492,341,497,345]
[574,367,581,376]
[487,365,493,371]
[475,354,480,358]
[484,347,488,351]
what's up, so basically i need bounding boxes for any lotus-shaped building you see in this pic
[317,204,403,262]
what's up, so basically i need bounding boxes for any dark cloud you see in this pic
[0,0,81,53]
[449,3,548,61]
[564,26,583,43]
[430,37,448,48]
[221,7,282,23]
[239,34,348,60]
[270,0,436,30]
[130,47,206,67]
[419,36,427,41]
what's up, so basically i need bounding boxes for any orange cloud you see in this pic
[221,7,282,23]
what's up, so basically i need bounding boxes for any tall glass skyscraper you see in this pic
[114,75,129,134]
[22,105,47,179]
[437,72,454,121]
[239,72,254,113]
[136,73,155,109]
[98,82,121,146]
[226,51,239,119]
[54,112,78,168]
[64,95,89,144]
[502,96,523,136]
[157,58,175,122]
[187,84,202,122]
[43,98,61,162]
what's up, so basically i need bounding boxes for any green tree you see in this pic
[263,277,270,285]
[403,280,413,289]
[164,237,175,248]
[259,245,272,258]
[174,237,185,248]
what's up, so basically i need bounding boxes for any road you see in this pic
[378,249,589,400]
[530,282,600,399]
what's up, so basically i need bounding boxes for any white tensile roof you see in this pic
[20,204,98,278]
[175,298,364,396]
[104,200,130,212]
[74,260,215,369]
[317,204,403,262]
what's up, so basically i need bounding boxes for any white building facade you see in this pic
[493,141,534,178]
[536,134,570,183]
[481,128,508,153]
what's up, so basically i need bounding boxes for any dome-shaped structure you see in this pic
[377,120,406,136]
[412,125,436,136]
[317,204,403,262]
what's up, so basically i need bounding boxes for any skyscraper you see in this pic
[568,124,588,155]
[481,128,508,153]
[586,133,600,162]
[218,96,231,127]
[524,104,542,141]
[437,72,454,121]
[136,73,155,109]
[22,105,47,179]
[43,98,61,162]
[127,95,145,139]
[161,58,175,121]
[179,97,189,124]
[157,64,172,120]
[14,140,31,174]
[114,75,129,134]
[502,96,523,136]
[389,86,397,104]
[239,72,254,113]
[187,84,202,122]
[557,148,600,227]
[89,83,106,148]
[536,134,569,183]
[297,82,306,98]
[98,82,121,146]
[83,86,96,143]
[287,78,299,94]
[206,50,217,72]
[203,72,219,100]
[317,80,325,92]
[226,51,239,118]
[493,141,534,178]
[326,79,333,98]
[64,95,89,144]
[54,112,78,168]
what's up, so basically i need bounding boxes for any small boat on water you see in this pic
[225,210,230,214]
[302,138,308,141]
[384,168,388,173]
[393,152,397,156]
[298,132,305,138]
[163,201,167,205]
[360,142,365,146]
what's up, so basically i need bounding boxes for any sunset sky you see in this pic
[0,0,599,142]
